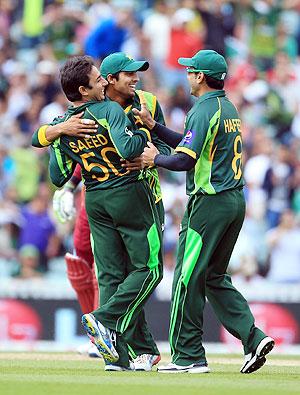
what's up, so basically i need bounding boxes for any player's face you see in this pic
[87,66,108,101]
[187,70,202,97]
[113,71,139,99]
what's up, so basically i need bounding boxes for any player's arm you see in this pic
[49,141,77,188]
[32,113,97,148]
[121,99,171,171]
[107,102,149,161]
[142,111,207,171]
[133,104,182,149]
[142,142,196,171]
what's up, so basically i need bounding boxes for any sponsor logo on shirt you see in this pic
[183,130,194,144]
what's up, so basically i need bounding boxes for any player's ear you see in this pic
[197,72,205,83]
[79,85,89,97]
[106,74,115,84]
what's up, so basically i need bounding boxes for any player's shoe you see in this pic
[81,313,119,363]
[157,362,210,374]
[105,362,135,371]
[133,354,161,371]
[240,336,275,374]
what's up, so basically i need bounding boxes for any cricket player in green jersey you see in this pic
[100,52,170,227]
[32,52,170,371]
[100,52,170,369]
[134,50,274,374]
[37,55,163,371]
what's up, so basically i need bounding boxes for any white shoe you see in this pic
[134,354,161,371]
[157,362,210,374]
[81,313,119,363]
[240,336,275,374]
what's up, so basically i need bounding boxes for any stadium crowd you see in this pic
[1,0,300,300]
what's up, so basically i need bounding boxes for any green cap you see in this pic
[100,52,149,79]
[178,50,228,80]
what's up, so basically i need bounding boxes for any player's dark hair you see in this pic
[60,56,94,101]
[204,74,224,90]
[108,72,120,81]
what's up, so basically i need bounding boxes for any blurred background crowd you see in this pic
[1,0,300,300]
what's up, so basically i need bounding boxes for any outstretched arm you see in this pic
[142,142,196,171]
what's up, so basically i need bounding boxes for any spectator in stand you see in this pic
[4,62,30,120]
[142,0,171,74]
[35,60,60,105]
[0,197,20,262]
[196,0,236,55]
[10,139,40,203]
[262,143,295,228]
[85,0,113,29]
[266,209,300,283]
[18,183,61,271]
[16,88,45,136]
[39,88,68,125]
[164,8,203,90]
[243,0,281,71]
[42,2,83,60]
[84,8,133,61]
[16,244,42,279]
[277,22,298,60]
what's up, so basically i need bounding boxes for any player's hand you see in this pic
[120,156,145,171]
[141,142,159,167]
[132,102,156,130]
[53,188,76,223]
[61,112,98,138]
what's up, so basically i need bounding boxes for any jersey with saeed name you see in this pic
[123,90,170,203]
[175,90,244,195]
[45,100,149,190]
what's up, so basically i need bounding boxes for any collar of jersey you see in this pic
[106,93,136,113]
[67,101,100,114]
[197,90,225,104]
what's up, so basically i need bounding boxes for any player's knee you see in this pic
[206,273,227,288]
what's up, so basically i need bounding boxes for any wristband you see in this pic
[38,125,51,146]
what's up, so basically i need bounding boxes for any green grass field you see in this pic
[1,353,299,395]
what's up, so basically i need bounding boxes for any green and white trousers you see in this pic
[85,180,163,367]
[169,188,266,366]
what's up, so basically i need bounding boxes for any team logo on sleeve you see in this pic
[125,127,133,137]
[183,130,194,144]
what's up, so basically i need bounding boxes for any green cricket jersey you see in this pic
[123,90,170,204]
[32,100,150,190]
[175,90,244,195]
